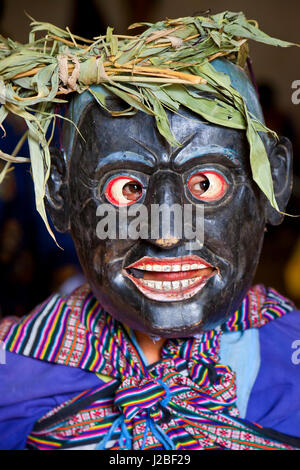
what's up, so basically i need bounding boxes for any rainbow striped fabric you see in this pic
[0,284,298,450]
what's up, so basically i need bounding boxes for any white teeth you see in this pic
[153,265,162,272]
[145,264,153,271]
[182,264,190,271]
[139,278,200,291]
[134,262,209,272]
[163,281,172,290]
[172,265,181,272]
[139,280,163,289]
[172,281,180,289]
[182,263,207,271]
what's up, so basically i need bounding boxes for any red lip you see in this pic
[123,255,217,302]
[126,255,212,270]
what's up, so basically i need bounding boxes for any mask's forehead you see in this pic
[63,58,264,160]
[212,59,264,123]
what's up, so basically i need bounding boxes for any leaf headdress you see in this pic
[0,11,298,240]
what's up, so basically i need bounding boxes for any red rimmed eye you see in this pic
[187,171,228,201]
[105,176,143,206]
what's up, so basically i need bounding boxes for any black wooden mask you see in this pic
[46,62,293,338]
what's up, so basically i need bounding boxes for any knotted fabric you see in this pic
[0,284,298,450]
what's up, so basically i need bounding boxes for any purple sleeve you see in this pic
[0,351,102,449]
[246,310,300,437]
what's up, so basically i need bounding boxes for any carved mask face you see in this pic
[48,65,292,338]
[63,103,268,337]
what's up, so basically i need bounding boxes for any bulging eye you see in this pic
[104,175,143,206]
[187,171,228,201]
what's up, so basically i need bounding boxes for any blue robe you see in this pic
[0,308,300,449]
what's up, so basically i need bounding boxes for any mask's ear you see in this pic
[266,136,293,226]
[45,147,70,233]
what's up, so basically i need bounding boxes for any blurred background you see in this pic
[0,0,299,317]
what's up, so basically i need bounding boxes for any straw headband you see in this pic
[0,11,298,241]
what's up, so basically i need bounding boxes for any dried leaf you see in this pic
[244,104,279,211]
[160,36,183,49]
[0,9,298,239]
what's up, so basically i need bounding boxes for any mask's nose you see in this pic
[146,171,183,249]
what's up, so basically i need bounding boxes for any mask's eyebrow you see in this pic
[96,150,156,172]
[172,144,241,168]
[130,137,159,161]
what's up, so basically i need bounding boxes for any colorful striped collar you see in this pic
[1,283,298,450]
[0,284,295,377]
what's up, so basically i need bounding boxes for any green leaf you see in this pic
[116,38,144,65]
[244,104,279,211]
[103,83,153,115]
[165,84,246,129]
[0,8,298,237]
[143,88,178,145]
[26,119,56,242]
[223,13,298,47]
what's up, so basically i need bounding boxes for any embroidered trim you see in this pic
[0,284,296,450]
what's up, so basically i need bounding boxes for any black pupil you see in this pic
[200,180,210,191]
[127,183,140,193]
[123,181,142,200]
[124,183,141,194]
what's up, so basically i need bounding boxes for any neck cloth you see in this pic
[1,284,298,450]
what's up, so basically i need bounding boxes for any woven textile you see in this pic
[0,284,298,450]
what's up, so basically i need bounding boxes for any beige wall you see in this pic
[1,0,299,132]
[0,0,128,39]
[153,0,300,131]
[0,0,74,39]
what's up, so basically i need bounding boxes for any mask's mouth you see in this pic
[123,255,218,302]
